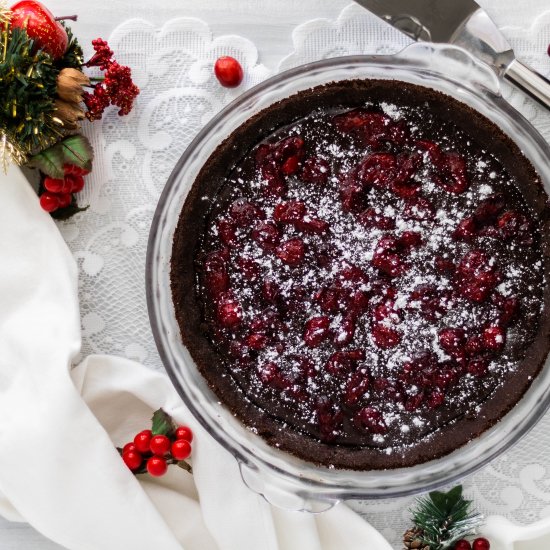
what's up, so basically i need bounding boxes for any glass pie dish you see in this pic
[146,43,550,511]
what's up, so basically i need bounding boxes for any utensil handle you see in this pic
[504,59,550,111]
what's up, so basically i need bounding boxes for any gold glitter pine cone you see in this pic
[403,527,430,550]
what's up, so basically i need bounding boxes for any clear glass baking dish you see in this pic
[146,43,550,511]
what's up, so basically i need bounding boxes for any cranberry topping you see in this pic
[217,293,242,328]
[325,349,365,376]
[217,219,238,247]
[354,407,388,434]
[403,197,435,221]
[358,207,396,230]
[303,316,331,348]
[251,221,281,250]
[332,314,355,347]
[372,323,401,349]
[439,328,466,355]
[455,250,501,303]
[276,238,305,265]
[195,100,543,451]
[229,198,263,227]
[273,200,306,224]
[237,257,260,280]
[482,326,506,351]
[315,397,343,442]
[246,333,269,350]
[203,251,229,296]
[497,210,533,245]
[296,217,329,234]
[345,370,370,406]
[300,156,330,184]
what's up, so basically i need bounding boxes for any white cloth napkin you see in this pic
[0,165,393,550]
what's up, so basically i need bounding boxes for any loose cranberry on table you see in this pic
[214,56,244,88]
[454,540,471,550]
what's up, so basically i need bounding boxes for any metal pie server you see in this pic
[353,0,550,110]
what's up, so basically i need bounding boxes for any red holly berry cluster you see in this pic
[39,164,88,213]
[455,537,490,550]
[83,39,139,121]
[119,409,193,477]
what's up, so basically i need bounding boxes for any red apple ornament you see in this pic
[10,1,68,59]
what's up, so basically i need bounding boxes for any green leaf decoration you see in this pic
[60,135,94,172]
[51,202,89,220]
[28,144,65,179]
[151,408,176,437]
[29,135,94,178]
[410,485,483,550]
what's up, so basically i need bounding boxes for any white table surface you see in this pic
[2,0,550,548]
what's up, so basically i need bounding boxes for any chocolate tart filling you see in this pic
[171,80,550,469]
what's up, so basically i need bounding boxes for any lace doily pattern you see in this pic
[59,18,269,366]
[58,6,550,548]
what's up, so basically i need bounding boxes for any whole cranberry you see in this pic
[454,541,472,550]
[214,56,244,87]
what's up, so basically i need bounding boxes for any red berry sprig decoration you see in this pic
[118,409,193,477]
[0,2,139,217]
[472,538,490,550]
[83,40,139,121]
[214,56,244,88]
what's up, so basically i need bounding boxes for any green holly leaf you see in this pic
[28,134,94,178]
[151,408,176,437]
[60,135,94,173]
[27,145,65,179]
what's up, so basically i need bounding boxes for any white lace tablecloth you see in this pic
[4,0,550,548]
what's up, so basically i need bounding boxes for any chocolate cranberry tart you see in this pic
[171,79,550,470]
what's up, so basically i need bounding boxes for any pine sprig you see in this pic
[0,26,62,158]
[410,486,483,550]
[58,23,83,70]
